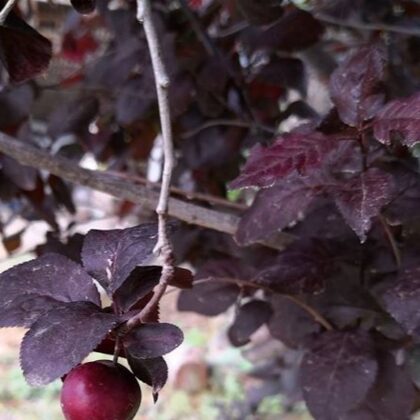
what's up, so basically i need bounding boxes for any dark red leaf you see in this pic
[253,239,333,294]
[177,259,249,316]
[20,302,119,386]
[301,331,378,420]
[373,92,420,147]
[329,43,386,127]
[70,0,96,14]
[229,131,337,189]
[0,13,52,83]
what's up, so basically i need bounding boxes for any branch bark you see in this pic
[0,0,17,25]
[126,0,176,327]
[0,133,293,249]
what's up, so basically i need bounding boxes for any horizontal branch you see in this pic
[0,133,293,249]
[316,12,420,37]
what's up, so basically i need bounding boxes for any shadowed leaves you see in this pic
[229,131,337,189]
[123,323,184,359]
[301,331,378,420]
[373,92,420,147]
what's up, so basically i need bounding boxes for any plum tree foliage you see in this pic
[1,0,420,419]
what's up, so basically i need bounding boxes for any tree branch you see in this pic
[0,0,17,25]
[316,12,420,37]
[0,133,293,249]
[180,119,254,139]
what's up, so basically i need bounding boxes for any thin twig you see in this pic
[126,0,176,328]
[212,21,250,38]
[178,1,276,135]
[180,119,254,139]
[379,214,401,267]
[0,0,17,25]
[284,295,333,331]
[316,12,420,37]
[178,0,216,56]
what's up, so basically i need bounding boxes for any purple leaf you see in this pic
[70,0,96,14]
[268,295,320,348]
[344,353,416,420]
[48,175,75,214]
[0,253,100,327]
[253,240,333,294]
[0,295,64,328]
[1,155,37,191]
[177,259,246,316]
[177,282,240,316]
[20,302,119,386]
[254,57,306,94]
[82,223,158,293]
[114,265,193,313]
[113,266,162,313]
[115,76,156,125]
[0,83,34,128]
[330,168,395,242]
[235,177,317,245]
[229,131,337,189]
[380,266,420,335]
[330,43,386,127]
[127,354,168,401]
[241,7,324,52]
[301,331,378,420]
[228,300,273,347]
[123,323,183,359]
[48,96,99,139]
[36,232,84,264]
[0,13,52,83]
[237,0,284,25]
[373,92,420,146]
